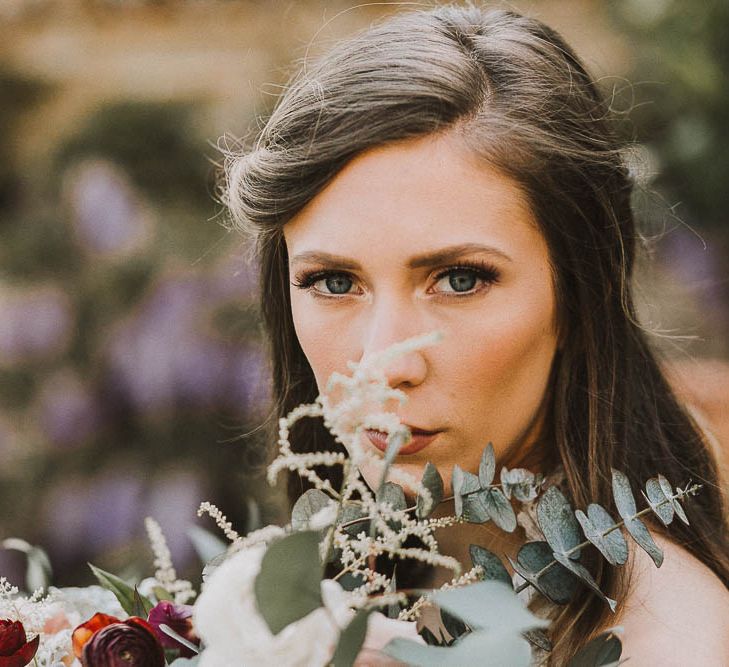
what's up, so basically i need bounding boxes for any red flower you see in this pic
[0,619,40,667]
[72,615,164,667]
[147,601,199,657]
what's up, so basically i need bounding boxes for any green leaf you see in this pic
[292,489,335,531]
[552,552,617,612]
[153,586,174,602]
[331,609,372,667]
[159,624,200,655]
[509,541,579,605]
[659,475,689,524]
[469,545,512,588]
[168,658,200,667]
[575,504,628,566]
[384,630,533,667]
[417,462,444,518]
[566,629,623,666]
[339,503,369,538]
[478,443,496,487]
[254,531,323,634]
[462,489,489,524]
[433,581,548,633]
[482,488,517,532]
[643,477,674,526]
[88,563,152,617]
[133,586,155,617]
[376,482,407,511]
[452,465,479,518]
[537,486,582,558]
[612,469,663,567]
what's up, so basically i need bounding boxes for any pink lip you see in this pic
[365,428,439,455]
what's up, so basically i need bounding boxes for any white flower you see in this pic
[193,545,353,667]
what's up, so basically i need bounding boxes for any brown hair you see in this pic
[221,5,729,660]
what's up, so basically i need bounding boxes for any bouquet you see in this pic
[1,331,700,666]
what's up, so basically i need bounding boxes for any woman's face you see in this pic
[283,132,559,494]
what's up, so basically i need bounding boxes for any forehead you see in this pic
[283,132,543,264]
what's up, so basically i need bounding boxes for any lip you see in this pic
[365,428,440,456]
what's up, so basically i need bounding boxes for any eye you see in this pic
[432,263,499,295]
[291,270,358,297]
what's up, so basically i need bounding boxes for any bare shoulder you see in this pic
[617,534,729,665]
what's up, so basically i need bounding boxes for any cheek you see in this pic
[290,294,354,392]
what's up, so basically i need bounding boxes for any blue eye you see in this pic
[292,262,499,299]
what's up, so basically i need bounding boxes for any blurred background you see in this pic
[1,0,727,590]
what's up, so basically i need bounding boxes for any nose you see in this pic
[359,296,429,390]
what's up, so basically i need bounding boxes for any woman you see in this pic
[222,5,729,663]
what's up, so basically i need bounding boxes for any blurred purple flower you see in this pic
[63,159,153,258]
[104,270,268,416]
[144,470,204,570]
[36,369,100,448]
[0,285,73,366]
[42,470,144,561]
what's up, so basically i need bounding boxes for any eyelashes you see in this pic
[290,260,501,299]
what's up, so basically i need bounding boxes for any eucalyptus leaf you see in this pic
[339,503,369,538]
[509,541,579,605]
[552,552,617,612]
[478,443,496,487]
[253,530,323,635]
[483,488,517,532]
[168,658,200,667]
[644,477,674,526]
[384,629,533,667]
[611,469,637,520]
[536,486,582,558]
[384,430,408,467]
[292,489,335,531]
[524,629,552,653]
[659,474,689,524]
[331,609,372,667]
[566,629,623,667]
[469,544,512,588]
[432,581,548,633]
[624,516,663,568]
[417,462,444,519]
[500,467,539,502]
[575,504,628,566]
[159,624,200,655]
[462,489,489,524]
[88,563,152,617]
[452,465,480,518]
[376,482,407,512]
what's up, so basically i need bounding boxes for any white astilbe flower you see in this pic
[144,516,196,604]
[197,502,242,543]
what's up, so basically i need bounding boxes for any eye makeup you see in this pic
[290,259,501,300]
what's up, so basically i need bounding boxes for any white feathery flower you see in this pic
[193,546,352,667]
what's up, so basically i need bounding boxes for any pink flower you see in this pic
[147,601,199,657]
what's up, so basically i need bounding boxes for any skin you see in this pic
[284,131,559,499]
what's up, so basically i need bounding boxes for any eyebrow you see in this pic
[290,243,512,270]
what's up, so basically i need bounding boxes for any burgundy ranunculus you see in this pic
[147,601,200,657]
[0,619,40,667]
[80,617,164,667]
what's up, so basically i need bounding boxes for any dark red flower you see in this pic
[72,612,121,659]
[0,619,40,667]
[80,617,164,667]
[147,601,199,657]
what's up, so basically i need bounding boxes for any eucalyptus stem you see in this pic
[513,485,700,594]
